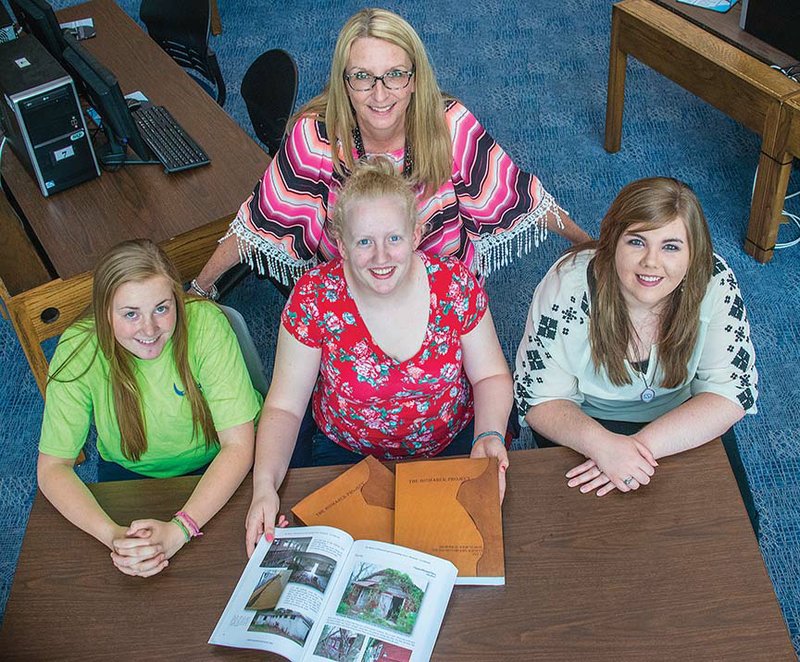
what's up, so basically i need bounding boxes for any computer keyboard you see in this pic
[132,105,210,173]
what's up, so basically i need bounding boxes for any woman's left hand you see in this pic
[110,519,188,577]
[470,437,509,503]
[565,458,619,496]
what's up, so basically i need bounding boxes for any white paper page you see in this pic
[303,540,457,662]
[209,526,354,659]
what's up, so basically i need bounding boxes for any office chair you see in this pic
[139,0,227,107]
[215,50,298,302]
[240,49,298,156]
[218,304,269,396]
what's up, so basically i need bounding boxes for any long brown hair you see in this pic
[563,177,713,387]
[49,240,218,461]
[291,8,452,196]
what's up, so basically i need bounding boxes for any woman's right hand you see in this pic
[108,524,169,578]
[245,489,289,557]
[570,433,657,494]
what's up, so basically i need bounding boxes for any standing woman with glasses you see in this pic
[191,7,590,299]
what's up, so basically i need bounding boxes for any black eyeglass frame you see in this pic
[343,68,415,92]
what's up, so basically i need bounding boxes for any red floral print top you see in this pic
[282,253,487,459]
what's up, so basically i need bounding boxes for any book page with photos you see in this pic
[307,539,456,662]
[210,527,457,661]
[209,527,354,660]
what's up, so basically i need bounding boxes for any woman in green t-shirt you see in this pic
[38,239,261,577]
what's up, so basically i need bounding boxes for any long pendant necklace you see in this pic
[630,359,656,403]
[352,124,414,177]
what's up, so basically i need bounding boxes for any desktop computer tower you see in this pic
[739,0,800,62]
[0,33,99,197]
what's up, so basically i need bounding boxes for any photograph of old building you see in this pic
[313,625,365,662]
[337,565,425,635]
[247,608,313,645]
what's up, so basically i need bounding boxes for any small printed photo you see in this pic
[313,625,366,662]
[288,552,336,593]
[247,607,313,645]
[260,536,312,567]
[362,637,413,662]
[336,564,427,635]
[244,569,291,612]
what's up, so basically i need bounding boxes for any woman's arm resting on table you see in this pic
[558,394,744,496]
[461,309,513,500]
[37,453,169,576]
[526,399,657,495]
[115,420,256,575]
[245,326,321,557]
[634,392,745,459]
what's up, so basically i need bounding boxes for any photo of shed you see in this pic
[337,566,425,634]
[313,625,365,662]
[362,638,413,662]
[247,608,313,644]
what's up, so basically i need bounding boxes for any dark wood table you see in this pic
[605,0,800,264]
[1,443,793,660]
[0,0,267,393]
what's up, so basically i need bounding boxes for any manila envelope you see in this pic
[291,455,395,543]
[394,457,504,582]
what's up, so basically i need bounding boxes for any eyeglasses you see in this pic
[344,69,415,92]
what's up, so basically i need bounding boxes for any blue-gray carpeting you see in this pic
[2,0,799,652]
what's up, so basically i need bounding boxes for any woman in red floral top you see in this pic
[245,159,513,555]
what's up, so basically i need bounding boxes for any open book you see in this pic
[209,526,457,661]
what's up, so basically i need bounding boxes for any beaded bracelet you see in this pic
[170,516,191,543]
[189,278,219,301]
[472,430,505,447]
[175,510,203,538]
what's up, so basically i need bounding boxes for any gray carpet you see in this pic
[2,0,799,653]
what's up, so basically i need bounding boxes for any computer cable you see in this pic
[0,135,6,196]
[770,63,800,84]
[751,165,800,250]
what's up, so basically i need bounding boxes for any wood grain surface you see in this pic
[0,0,268,280]
[1,444,793,660]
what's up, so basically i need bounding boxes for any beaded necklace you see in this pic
[352,124,414,177]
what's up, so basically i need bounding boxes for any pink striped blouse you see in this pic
[225,100,564,286]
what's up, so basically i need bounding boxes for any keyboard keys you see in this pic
[132,105,210,173]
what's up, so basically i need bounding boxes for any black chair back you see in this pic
[241,49,298,155]
[139,0,226,107]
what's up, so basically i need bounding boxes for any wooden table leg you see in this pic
[0,280,49,396]
[744,150,792,263]
[210,0,222,36]
[605,5,627,154]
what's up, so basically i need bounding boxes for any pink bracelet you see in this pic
[174,511,203,538]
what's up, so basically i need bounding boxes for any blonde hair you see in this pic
[291,8,452,195]
[563,177,713,387]
[50,240,218,462]
[330,156,419,241]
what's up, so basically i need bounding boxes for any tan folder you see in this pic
[394,457,505,584]
[291,455,395,543]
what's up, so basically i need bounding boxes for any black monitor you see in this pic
[60,33,153,165]
[8,0,67,61]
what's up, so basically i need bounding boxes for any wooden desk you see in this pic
[605,0,800,264]
[0,0,267,393]
[1,444,793,660]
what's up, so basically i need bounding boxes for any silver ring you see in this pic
[623,476,634,487]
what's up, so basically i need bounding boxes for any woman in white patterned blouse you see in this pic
[514,178,758,530]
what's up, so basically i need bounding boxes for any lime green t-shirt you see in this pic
[39,301,262,478]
